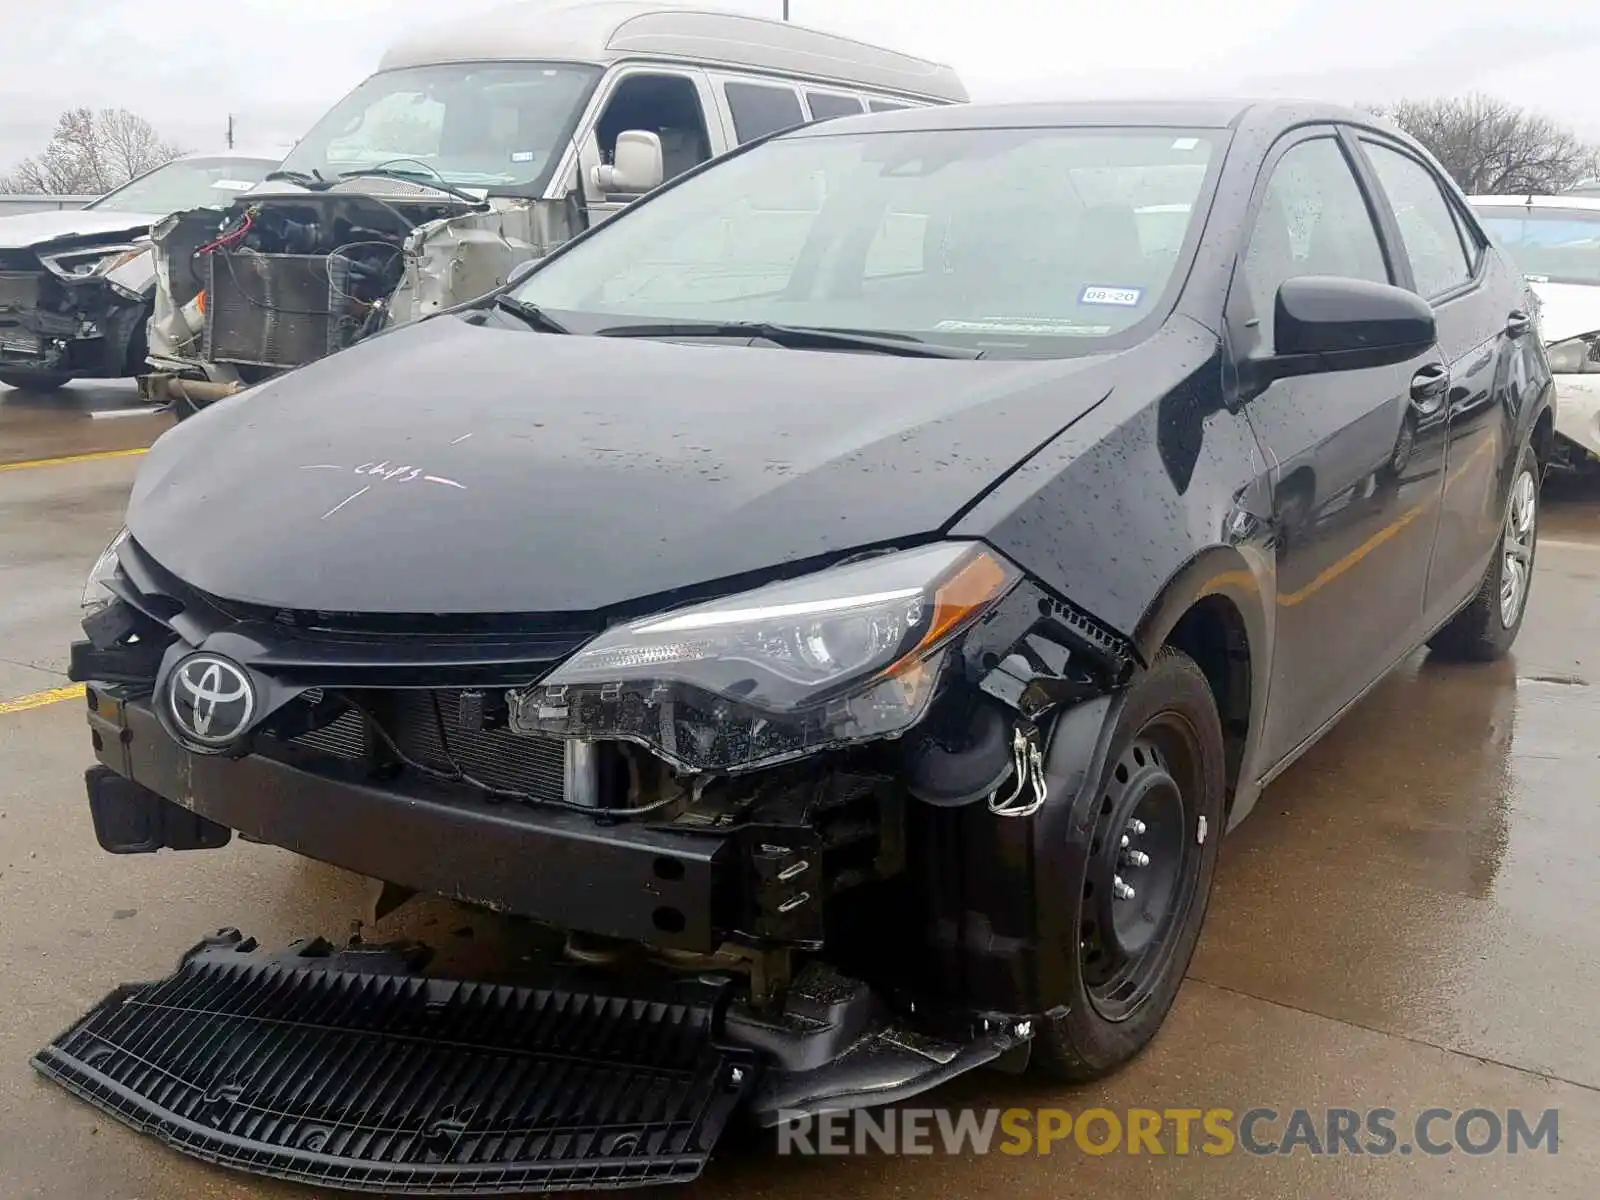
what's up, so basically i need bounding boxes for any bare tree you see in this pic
[0,107,185,195]
[1371,94,1600,195]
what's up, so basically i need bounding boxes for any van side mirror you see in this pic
[1245,276,1437,394]
[591,130,664,195]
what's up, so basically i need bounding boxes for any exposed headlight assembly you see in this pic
[510,541,1022,773]
[1547,333,1599,375]
[82,526,130,614]
[39,243,146,280]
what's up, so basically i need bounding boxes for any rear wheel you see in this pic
[0,369,71,392]
[1030,647,1226,1082]
[1428,441,1540,662]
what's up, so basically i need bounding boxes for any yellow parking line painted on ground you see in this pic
[0,447,148,473]
[0,683,85,715]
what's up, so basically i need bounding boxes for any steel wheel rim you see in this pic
[1079,711,1205,1023]
[1499,468,1537,628]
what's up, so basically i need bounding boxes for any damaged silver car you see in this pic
[0,150,278,392]
[140,0,966,413]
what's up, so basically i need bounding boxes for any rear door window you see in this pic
[724,81,805,143]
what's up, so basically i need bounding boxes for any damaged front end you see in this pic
[0,231,152,384]
[142,180,584,408]
[52,532,1137,1191]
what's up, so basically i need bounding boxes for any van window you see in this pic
[595,73,712,181]
[869,100,910,113]
[277,62,601,192]
[724,81,805,143]
[806,92,864,122]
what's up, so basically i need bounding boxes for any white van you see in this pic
[142,0,966,406]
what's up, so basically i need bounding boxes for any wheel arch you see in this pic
[1531,400,1555,473]
[1131,545,1272,822]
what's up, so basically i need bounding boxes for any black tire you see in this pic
[1427,440,1540,662]
[1030,646,1226,1082]
[0,369,71,392]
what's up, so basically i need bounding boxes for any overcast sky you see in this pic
[3,0,1599,170]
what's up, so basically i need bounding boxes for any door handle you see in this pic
[1409,363,1449,407]
[1506,309,1532,339]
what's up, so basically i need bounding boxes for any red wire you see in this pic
[195,212,254,256]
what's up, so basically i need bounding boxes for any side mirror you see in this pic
[1249,276,1436,392]
[591,130,664,195]
[505,257,540,289]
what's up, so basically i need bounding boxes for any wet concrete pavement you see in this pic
[2,381,1598,1198]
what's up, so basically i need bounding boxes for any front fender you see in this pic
[1132,543,1275,828]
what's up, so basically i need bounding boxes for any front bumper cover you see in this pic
[1554,373,1600,460]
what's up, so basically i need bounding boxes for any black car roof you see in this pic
[785,98,1381,137]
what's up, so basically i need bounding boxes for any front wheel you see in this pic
[1030,646,1226,1082]
[1428,440,1540,662]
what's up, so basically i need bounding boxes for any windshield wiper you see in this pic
[491,293,570,334]
[593,320,982,359]
[261,168,329,190]
[338,167,484,205]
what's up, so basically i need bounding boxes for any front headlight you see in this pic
[510,541,1022,773]
[1547,334,1599,375]
[39,243,146,280]
[82,527,130,614]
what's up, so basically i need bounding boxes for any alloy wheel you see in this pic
[1499,468,1537,628]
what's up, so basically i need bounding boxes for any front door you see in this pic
[1227,130,1450,766]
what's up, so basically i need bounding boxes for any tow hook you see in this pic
[988,721,1049,818]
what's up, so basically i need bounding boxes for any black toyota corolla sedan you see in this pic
[54,100,1551,1192]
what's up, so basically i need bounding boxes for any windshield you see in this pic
[89,156,278,213]
[1475,206,1600,286]
[512,125,1221,357]
[277,62,601,192]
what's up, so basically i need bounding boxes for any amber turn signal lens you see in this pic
[887,547,1019,675]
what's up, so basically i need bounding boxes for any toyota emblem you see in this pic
[167,653,257,748]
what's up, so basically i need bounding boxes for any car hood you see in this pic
[127,315,1122,615]
[0,208,161,252]
[1530,280,1600,344]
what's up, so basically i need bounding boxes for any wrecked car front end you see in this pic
[59,515,1129,1191]
[0,222,151,386]
[143,182,585,406]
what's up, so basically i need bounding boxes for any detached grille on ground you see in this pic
[291,689,568,802]
[33,934,757,1195]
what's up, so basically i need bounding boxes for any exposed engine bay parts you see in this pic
[144,183,583,389]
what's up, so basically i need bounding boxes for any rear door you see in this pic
[1349,133,1523,627]
[1228,128,1449,764]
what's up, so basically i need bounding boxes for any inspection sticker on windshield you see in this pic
[1079,285,1144,307]
[935,318,1110,336]
[510,151,536,163]
[1171,137,1201,151]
